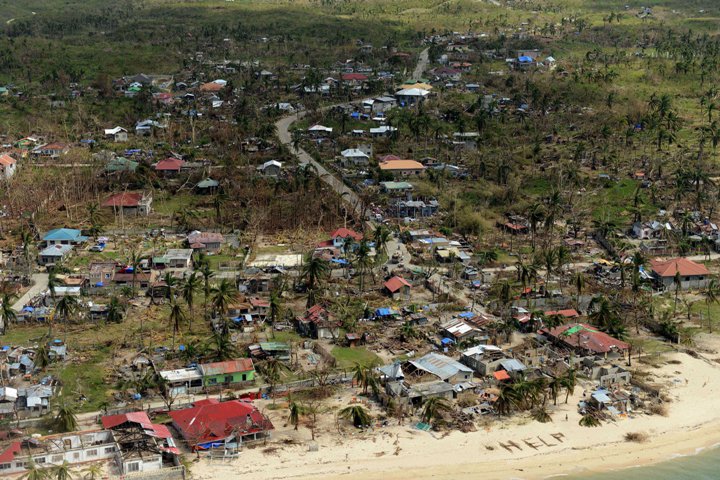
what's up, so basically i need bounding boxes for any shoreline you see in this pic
[193,351,720,480]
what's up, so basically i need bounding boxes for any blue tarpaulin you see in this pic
[518,56,533,63]
[331,258,349,265]
[441,338,454,345]
[375,308,392,317]
[458,312,474,318]
[22,306,34,312]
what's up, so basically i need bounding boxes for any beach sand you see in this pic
[192,351,720,480]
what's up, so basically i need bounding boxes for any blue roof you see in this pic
[43,228,86,242]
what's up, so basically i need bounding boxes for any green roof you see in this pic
[105,157,138,173]
[260,342,290,351]
[196,178,219,188]
[382,181,413,190]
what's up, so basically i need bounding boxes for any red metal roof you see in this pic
[341,73,368,81]
[102,192,143,208]
[543,323,629,353]
[330,227,362,241]
[650,257,710,277]
[0,442,21,463]
[169,399,273,446]
[384,276,411,293]
[155,157,184,171]
[101,411,172,439]
[200,359,254,376]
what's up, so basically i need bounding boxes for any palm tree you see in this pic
[210,279,238,319]
[21,458,48,480]
[561,368,577,404]
[168,301,186,350]
[0,292,17,334]
[269,290,282,329]
[301,255,329,307]
[34,344,51,370]
[373,224,392,259]
[532,407,552,423]
[20,228,34,276]
[548,376,562,406]
[288,401,301,430]
[105,296,125,324]
[338,404,372,428]
[200,264,214,320]
[206,331,237,361]
[52,461,74,480]
[55,296,78,341]
[494,384,518,415]
[421,397,452,426]
[704,279,720,333]
[579,412,601,427]
[54,399,78,432]
[353,240,374,292]
[81,464,102,480]
[129,249,142,299]
[260,357,290,404]
[674,270,682,313]
[181,272,201,330]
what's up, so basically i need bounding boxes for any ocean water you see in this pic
[566,445,720,479]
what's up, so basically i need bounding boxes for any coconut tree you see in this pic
[181,272,201,330]
[579,412,601,427]
[206,331,237,362]
[561,368,577,404]
[548,376,562,406]
[55,295,78,341]
[288,400,301,430]
[21,458,48,480]
[34,344,51,370]
[210,279,238,319]
[20,228,34,276]
[54,399,78,432]
[168,300,186,350]
[421,396,453,426]
[0,292,17,334]
[260,357,290,404]
[704,279,720,333]
[52,461,74,480]
[532,407,552,423]
[105,296,125,324]
[200,264,214,320]
[301,254,329,307]
[494,384,518,415]
[338,404,372,428]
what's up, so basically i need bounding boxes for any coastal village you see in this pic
[1,0,720,479]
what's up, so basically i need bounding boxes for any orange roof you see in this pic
[650,257,710,277]
[200,82,224,92]
[379,160,425,171]
[384,276,411,293]
[544,309,579,318]
[493,370,510,381]
[0,154,16,166]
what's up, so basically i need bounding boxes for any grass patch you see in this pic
[331,346,381,369]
